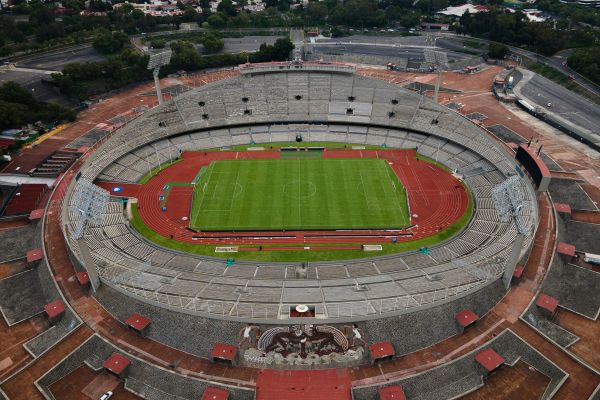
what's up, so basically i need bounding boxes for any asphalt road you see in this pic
[193,36,280,55]
[0,68,74,105]
[15,45,104,71]
[435,33,600,98]
[311,35,471,62]
[520,72,600,135]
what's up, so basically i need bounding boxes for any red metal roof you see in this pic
[256,369,351,400]
[454,309,479,328]
[475,348,505,372]
[536,293,559,313]
[26,248,44,263]
[4,184,47,216]
[378,385,406,400]
[0,138,15,149]
[125,313,151,331]
[103,353,131,375]
[211,343,238,361]
[76,271,90,285]
[513,265,525,279]
[44,299,65,319]
[201,387,230,400]
[369,341,395,360]
[557,242,576,257]
[554,203,572,214]
[28,208,45,220]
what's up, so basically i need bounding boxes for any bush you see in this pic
[93,30,129,54]
[567,47,600,86]
[488,43,509,59]
[201,33,224,54]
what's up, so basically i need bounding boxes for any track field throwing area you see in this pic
[189,158,409,231]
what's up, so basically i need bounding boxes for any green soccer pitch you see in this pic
[189,158,410,231]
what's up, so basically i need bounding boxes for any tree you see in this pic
[251,37,294,62]
[93,30,129,54]
[207,14,226,28]
[0,81,37,108]
[170,40,202,70]
[217,0,237,16]
[272,37,294,60]
[568,47,600,85]
[488,43,509,59]
[306,2,327,23]
[201,33,224,53]
[182,8,199,22]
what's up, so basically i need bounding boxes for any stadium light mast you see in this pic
[492,175,530,288]
[147,50,172,105]
[423,49,448,103]
[69,179,110,292]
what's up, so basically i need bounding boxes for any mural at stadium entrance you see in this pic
[241,325,364,367]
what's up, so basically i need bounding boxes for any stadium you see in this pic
[1,60,599,400]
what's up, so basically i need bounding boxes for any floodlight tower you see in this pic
[147,50,172,105]
[70,179,110,240]
[492,175,530,288]
[69,179,110,292]
[423,49,448,103]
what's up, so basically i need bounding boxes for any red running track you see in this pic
[96,149,469,246]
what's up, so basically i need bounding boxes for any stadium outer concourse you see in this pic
[2,61,600,400]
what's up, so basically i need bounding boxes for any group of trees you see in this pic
[568,48,600,86]
[51,48,151,98]
[168,37,293,71]
[92,29,128,54]
[0,81,75,131]
[458,9,597,56]
[53,37,294,99]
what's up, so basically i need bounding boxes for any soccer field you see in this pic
[189,158,409,231]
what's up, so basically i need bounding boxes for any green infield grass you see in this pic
[189,158,409,231]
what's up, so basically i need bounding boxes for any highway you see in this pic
[309,35,472,63]
[434,33,600,99]
[514,68,600,145]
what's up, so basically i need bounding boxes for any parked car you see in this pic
[100,392,113,400]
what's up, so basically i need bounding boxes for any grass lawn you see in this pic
[189,158,409,231]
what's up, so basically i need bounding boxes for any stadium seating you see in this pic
[65,70,538,322]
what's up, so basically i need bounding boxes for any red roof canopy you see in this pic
[513,265,525,279]
[201,387,230,400]
[536,293,559,313]
[378,385,406,400]
[370,341,395,360]
[557,242,576,257]
[44,299,65,319]
[211,343,238,361]
[29,209,45,220]
[125,313,151,331]
[26,248,43,263]
[103,353,131,375]
[454,309,479,328]
[76,271,90,285]
[475,348,505,372]
[554,203,572,214]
